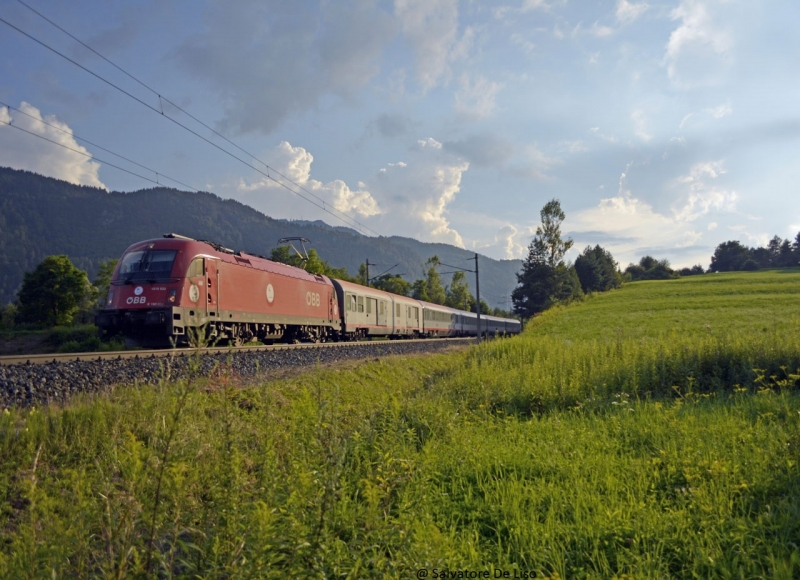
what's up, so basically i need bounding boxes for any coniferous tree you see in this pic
[709,241,751,272]
[574,245,622,292]
[512,199,580,318]
[445,270,472,309]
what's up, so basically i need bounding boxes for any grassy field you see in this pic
[2,270,800,578]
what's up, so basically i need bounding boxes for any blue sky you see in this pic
[1,0,799,268]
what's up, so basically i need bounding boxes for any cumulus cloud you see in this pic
[479,224,529,259]
[0,102,105,188]
[237,138,470,246]
[175,0,395,135]
[672,160,737,222]
[454,74,503,120]
[368,137,469,245]
[616,0,648,24]
[239,141,380,218]
[663,0,732,86]
[568,162,736,267]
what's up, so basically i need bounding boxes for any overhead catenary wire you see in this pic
[5,2,381,237]
[0,100,200,192]
[0,14,370,235]
[1,118,162,186]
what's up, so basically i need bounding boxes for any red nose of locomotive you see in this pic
[105,283,182,309]
[96,240,188,346]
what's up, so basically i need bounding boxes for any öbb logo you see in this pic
[126,296,146,305]
[306,292,320,307]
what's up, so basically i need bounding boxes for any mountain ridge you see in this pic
[0,167,521,308]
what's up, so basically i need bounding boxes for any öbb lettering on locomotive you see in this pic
[95,234,521,347]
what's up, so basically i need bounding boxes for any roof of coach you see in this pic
[418,301,462,314]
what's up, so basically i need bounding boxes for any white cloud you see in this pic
[663,0,732,86]
[589,126,618,143]
[558,139,588,153]
[511,33,536,55]
[590,23,616,38]
[395,0,465,91]
[239,141,381,218]
[0,102,105,189]
[706,101,732,118]
[478,224,529,259]
[367,141,469,245]
[616,0,649,24]
[672,160,737,222]
[568,161,738,267]
[237,138,470,246]
[454,74,503,120]
[570,169,704,262]
[631,109,652,142]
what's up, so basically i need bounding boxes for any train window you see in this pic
[397,304,401,317]
[414,307,418,320]
[345,294,351,311]
[367,300,372,314]
[357,296,364,313]
[118,249,177,281]
[187,258,204,278]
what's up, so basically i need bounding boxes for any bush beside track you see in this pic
[0,339,473,409]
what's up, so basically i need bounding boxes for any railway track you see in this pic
[0,337,478,409]
[0,337,475,367]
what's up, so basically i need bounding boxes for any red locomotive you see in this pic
[96,234,521,347]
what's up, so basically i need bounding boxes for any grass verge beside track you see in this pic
[1,270,800,578]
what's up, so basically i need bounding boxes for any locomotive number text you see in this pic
[306,292,321,307]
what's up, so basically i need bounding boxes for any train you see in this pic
[95,234,521,347]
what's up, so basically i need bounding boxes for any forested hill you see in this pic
[0,167,521,307]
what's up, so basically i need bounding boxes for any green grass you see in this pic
[2,270,800,578]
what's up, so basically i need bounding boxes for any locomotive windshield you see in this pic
[115,249,178,282]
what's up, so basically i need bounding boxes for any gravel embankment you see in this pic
[0,339,474,409]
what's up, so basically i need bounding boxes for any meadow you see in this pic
[1,270,800,578]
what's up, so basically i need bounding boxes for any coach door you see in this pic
[366,298,377,327]
[377,300,388,326]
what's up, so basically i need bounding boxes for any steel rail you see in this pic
[0,337,476,366]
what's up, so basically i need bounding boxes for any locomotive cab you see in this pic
[96,238,195,347]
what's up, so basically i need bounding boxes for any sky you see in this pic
[1,0,799,269]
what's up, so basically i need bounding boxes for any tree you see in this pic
[411,279,430,302]
[270,245,304,268]
[410,256,449,304]
[625,256,676,281]
[678,265,705,276]
[445,270,472,309]
[709,241,751,272]
[574,245,622,293]
[372,274,411,296]
[0,303,17,331]
[93,258,118,305]
[17,255,93,327]
[512,199,580,318]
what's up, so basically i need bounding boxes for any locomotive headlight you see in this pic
[168,289,178,303]
[106,290,114,306]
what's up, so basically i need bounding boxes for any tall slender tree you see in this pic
[513,199,580,318]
